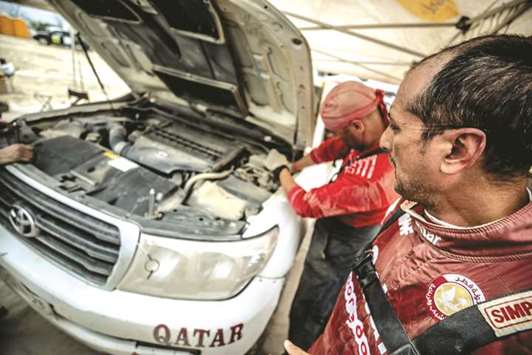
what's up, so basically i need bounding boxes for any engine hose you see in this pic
[181,169,233,205]
[108,124,131,155]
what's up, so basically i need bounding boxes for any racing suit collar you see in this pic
[399,198,532,259]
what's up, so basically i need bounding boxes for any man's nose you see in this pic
[379,127,392,152]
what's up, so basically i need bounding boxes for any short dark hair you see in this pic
[408,35,532,178]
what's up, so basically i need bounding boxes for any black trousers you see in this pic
[288,218,379,350]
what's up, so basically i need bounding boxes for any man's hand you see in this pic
[284,340,310,355]
[0,144,33,165]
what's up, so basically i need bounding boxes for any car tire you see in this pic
[37,38,50,45]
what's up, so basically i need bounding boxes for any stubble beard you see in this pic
[394,175,436,209]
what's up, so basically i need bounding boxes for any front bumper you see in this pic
[0,224,284,355]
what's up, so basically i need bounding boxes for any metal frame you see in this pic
[313,58,413,66]
[447,0,531,45]
[299,22,457,30]
[311,49,403,83]
[283,11,426,58]
[283,0,531,80]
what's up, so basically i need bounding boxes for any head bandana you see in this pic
[320,81,388,131]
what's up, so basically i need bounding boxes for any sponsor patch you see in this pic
[479,290,532,338]
[344,273,372,355]
[426,274,485,320]
[416,223,442,245]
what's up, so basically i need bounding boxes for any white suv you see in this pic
[0,0,316,354]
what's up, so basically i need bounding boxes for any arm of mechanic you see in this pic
[280,167,380,219]
[290,135,350,174]
[279,167,298,194]
[0,144,33,165]
[290,154,314,173]
[308,136,349,165]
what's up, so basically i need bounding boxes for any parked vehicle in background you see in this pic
[32,25,89,49]
[0,1,317,354]
[33,26,68,45]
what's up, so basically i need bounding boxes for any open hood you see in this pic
[48,0,315,148]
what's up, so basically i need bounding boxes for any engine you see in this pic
[27,112,279,222]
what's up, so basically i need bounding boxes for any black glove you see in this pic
[272,165,289,184]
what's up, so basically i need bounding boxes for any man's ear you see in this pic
[350,120,364,132]
[440,128,486,175]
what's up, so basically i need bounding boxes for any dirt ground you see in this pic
[0,34,129,120]
[0,34,313,355]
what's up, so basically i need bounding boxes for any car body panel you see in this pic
[0,226,283,354]
[0,1,320,354]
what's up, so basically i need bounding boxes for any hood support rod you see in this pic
[76,33,114,110]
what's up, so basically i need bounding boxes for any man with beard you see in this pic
[266,81,398,349]
[285,34,532,354]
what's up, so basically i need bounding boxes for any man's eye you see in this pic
[390,123,400,132]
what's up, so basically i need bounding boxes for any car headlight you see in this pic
[118,227,278,300]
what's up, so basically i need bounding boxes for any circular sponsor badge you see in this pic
[426,274,485,320]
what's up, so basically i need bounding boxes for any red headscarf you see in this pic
[320,81,387,131]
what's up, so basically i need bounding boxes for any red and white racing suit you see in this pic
[310,198,532,354]
[287,136,397,227]
[287,136,398,349]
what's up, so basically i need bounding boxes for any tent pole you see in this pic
[314,58,413,66]
[491,2,531,34]
[283,11,426,58]
[312,49,403,83]
[300,23,457,30]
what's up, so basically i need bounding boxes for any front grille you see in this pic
[0,169,120,285]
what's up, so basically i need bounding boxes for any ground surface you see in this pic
[0,34,314,355]
[0,34,129,120]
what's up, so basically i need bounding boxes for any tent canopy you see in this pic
[270,0,532,83]
[6,0,532,84]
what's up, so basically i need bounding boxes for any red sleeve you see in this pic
[287,153,397,219]
[287,172,387,219]
[309,136,349,163]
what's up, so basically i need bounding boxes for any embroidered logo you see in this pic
[398,213,413,236]
[479,290,532,338]
[416,223,442,245]
[426,274,485,320]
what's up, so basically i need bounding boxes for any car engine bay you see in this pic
[10,103,292,234]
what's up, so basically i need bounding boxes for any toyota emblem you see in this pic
[9,205,38,238]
